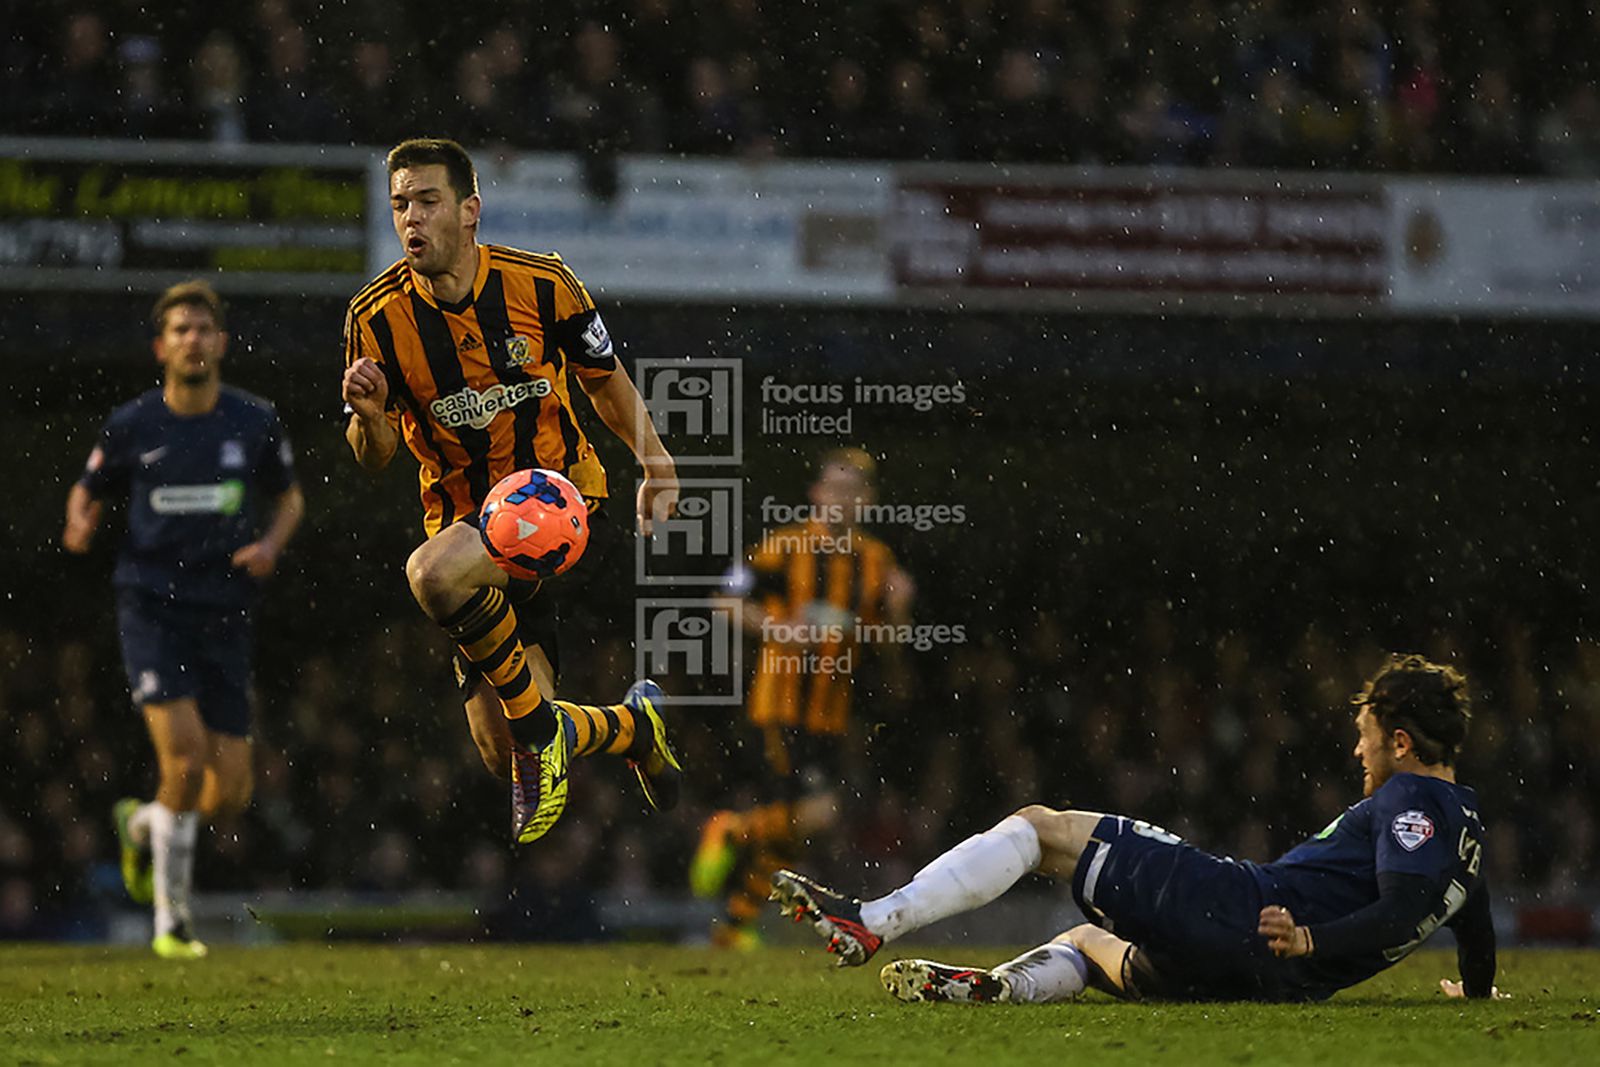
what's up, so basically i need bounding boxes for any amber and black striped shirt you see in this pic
[343,244,614,536]
[742,521,897,736]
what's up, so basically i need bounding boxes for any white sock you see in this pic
[128,801,157,847]
[859,815,1041,943]
[994,942,1090,1004]
[150,804,200,936]
[171,811,199,924]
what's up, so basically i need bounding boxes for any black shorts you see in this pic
[116,590,254,738]
[453,502,617,694]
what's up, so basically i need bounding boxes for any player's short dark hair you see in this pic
[1352,653,1473,766]
[386,137,479,202]
[151,280,226,334]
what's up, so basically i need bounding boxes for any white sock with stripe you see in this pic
[859,815,1041,943]
[994,942,1090,1003]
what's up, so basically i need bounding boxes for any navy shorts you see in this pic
[1071,815,1293,1001]
[116,590,254,738]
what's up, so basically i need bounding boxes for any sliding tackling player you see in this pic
[772,654,1500,1003]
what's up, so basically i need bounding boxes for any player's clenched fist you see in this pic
[342,358,389,421]
[1258,905,1314,958]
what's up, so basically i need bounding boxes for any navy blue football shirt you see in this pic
[1254,772,1486,994]
[79,386,298,607]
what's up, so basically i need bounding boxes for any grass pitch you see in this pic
[4,944,1597,1065]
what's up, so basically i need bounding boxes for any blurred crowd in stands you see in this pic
[3,0,1598,175]
[3,602,1597,940]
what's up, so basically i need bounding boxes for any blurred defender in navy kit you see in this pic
[773,654,1500,1005]
[63,280,304,960]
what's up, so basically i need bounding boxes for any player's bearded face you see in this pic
[154,306,226,385]
[1353,706,1397,797]
[391,165,479,277]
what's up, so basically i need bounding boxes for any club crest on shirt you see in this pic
[505,334,535,367]
[1391,810,1435,852]
[220,440,246,469]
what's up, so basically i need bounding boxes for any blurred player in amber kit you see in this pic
[693,448,913,947]
[341,138,682,846]
[63,281,304,959]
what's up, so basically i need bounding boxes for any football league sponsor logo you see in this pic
[429,379,553,430]
[1391,810,1436,852]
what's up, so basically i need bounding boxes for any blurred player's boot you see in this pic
[623,680,682,813]
[769,869,883,966]
[151,920,208,961]
[510,709,576,844]
[691,810,745,898]
[880,959,1008,1004]
[112,797,154,905]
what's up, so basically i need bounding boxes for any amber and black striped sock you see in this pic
[442,588,555,746]
[555,700,655,761]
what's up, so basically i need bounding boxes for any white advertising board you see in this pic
[1387,180,1600,316]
